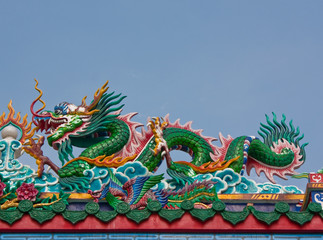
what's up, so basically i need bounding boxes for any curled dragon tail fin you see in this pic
[258,112,308,161]
[246,113,308,183]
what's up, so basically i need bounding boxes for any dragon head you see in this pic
[33,101,90,149]
[30,80,126,164]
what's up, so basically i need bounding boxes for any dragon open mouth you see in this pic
[35,116,67,135]
[34,111,86,149]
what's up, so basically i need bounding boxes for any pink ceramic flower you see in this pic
[0,181,6,197]
[16,183,38,201]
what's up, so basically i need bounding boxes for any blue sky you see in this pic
[0,1,322,190]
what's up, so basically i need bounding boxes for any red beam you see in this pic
[0,213,322,233]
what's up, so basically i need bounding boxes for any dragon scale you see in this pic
[58,118,130,178]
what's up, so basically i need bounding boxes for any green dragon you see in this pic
[27,80,307,191]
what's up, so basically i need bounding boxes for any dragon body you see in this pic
[28,81,307,192]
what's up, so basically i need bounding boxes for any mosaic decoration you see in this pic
[0,80,313,225]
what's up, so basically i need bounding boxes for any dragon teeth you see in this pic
[50,118,66,124]
[44,121,48,130]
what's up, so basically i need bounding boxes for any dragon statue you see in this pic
[23,80,307,197]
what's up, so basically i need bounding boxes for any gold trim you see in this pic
[218,193,304,201]
[168,192,216,203]
[40,192,93,199]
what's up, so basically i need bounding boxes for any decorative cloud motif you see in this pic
[258,182,303,194]
[116,162,150,184]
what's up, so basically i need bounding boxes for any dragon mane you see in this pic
[76,92,127,138]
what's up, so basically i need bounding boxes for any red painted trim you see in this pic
[0,213,323,233]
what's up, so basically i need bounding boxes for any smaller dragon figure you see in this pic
[165,179,218,209]
[87,170,218,209]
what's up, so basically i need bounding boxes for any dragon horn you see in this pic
[85,80,109,112]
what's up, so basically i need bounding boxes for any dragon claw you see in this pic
[23,136,59,177]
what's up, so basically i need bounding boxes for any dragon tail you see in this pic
[246,113,308,183]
